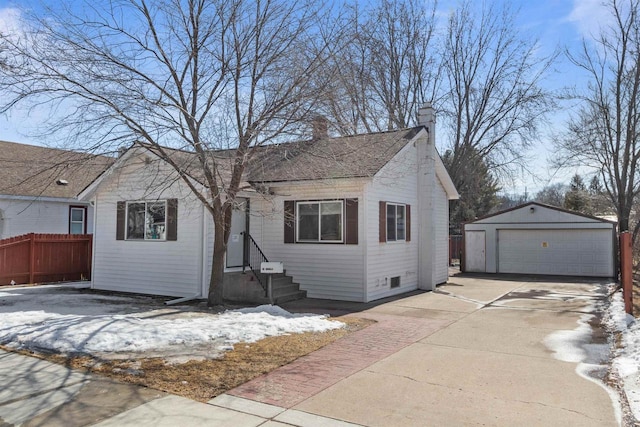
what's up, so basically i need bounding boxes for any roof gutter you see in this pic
[0,194,87,203]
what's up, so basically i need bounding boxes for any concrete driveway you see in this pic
[0,274,619,426]
[228,273,619,426]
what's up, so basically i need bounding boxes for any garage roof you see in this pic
[468,202,617,225]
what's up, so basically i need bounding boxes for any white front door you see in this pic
[465,230,486,272]
[226,198,248,268]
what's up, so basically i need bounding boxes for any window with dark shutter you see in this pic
[166,198,178,241]
[406,204,411,242]
[345,199,358,245]
[117,199,177,241]
[285,198,358,244]
[284,200,295,243]
[379,201,386,242]
[381,201,410,243]
[116,201,126,240]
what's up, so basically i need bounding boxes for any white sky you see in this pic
[0,0,612,195]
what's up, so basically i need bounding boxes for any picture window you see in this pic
[126,201,166,240]
[297,201,343,243]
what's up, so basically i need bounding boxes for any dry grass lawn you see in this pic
[3,316,373,402]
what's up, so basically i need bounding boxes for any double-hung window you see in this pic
[126,201,166,240]
[378,201,410,243]
[386,203,406,242]
[297,200,343,242]
[69,206,86,234]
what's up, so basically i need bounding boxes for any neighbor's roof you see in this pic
[0,140,115,199]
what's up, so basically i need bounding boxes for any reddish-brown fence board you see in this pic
[0,233,92,286]
[449,235,463,266]
[620,232,633,315]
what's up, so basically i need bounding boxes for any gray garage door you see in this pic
[498,229,614,277]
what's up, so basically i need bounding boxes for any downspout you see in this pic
[362,184,369,303]
[90,197,98,289]
[200,198,207,298]
[165,294,200,306]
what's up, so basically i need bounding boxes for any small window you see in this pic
[386,203,406,242]
[297,201,343,242]
[126,201,166,240]
[69,207,86,234]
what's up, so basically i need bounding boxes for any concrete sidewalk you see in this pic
[0,274,619,426]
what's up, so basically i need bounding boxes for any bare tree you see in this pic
[316,0,439,135]
[434,1,557,228]
[534,183,567,208]
[558,0,640,237]
[440,1,556,193]
[0,0,336,305]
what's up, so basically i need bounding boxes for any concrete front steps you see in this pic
[222,271,306,305]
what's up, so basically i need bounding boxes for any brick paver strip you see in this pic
[228,313,450,408]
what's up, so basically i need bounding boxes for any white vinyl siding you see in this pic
[250,181,365,302]
[91,151,205,297]
[365,143,419,302]
[0,197,94,239]
[433,177,449,284]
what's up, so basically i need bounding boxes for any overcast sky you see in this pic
[0,0,610,195]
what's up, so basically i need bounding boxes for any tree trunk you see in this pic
[208,221,227,306]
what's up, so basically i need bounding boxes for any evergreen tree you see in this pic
[443,148,500,234]
[564,174,592,214]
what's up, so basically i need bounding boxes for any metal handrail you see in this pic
[242,232,269,292]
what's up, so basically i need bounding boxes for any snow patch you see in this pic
[605,290,640,421]
[544,316,594,363]
[543,287,622,425]
[0,286,343,360]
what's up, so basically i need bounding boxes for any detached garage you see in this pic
[463,202,616,278]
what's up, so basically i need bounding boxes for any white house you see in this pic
[0,141,113,239]
[463,202,616,278]
[80,106,459,302]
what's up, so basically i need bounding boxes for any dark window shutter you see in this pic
[116,201,126,240]
[345,198,358,245]
[406,204,411,242]
[166,198,178,241]
[284,200,295,243]
[379,201,386,243]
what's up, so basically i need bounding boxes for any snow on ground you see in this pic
[543,283,623,425]
[0,284,343,360]
[604,289,640,422]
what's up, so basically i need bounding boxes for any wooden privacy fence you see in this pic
[449,235,463,265]
[0,233,92,286]
[620,231,633,315]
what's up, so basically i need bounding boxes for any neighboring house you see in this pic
[79,106,459,302]
[0,141,113,239]
[463,202,616,278]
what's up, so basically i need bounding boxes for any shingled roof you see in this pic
[247,127,423,183]
[136,127,424,188]
[0,141,114,198]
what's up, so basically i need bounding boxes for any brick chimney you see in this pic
[312,116,328,140]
